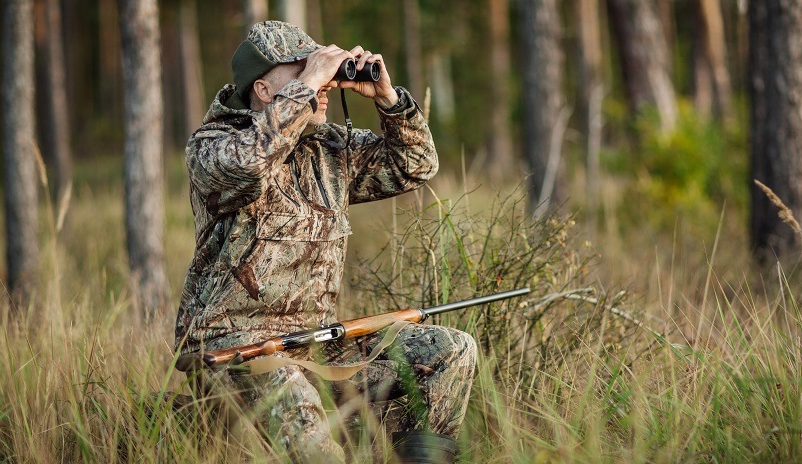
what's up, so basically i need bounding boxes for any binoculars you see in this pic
[335,59,381,82]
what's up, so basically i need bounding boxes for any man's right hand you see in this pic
[298,45,354,91]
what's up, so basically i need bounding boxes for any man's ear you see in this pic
[252,79,273,105]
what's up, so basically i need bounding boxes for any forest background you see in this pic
[2,0,802,462]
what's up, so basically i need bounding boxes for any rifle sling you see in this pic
[238,320,411,380]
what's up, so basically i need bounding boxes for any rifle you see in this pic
[175,287,530,372]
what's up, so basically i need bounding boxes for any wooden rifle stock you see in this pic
[175,287,530,372]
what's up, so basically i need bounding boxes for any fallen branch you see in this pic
[521,288,664,338]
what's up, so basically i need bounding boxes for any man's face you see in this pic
[268,60,329,125]
[309,85,330,125]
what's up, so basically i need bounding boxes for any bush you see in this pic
[604,101,748,240]
[348,185,649,461]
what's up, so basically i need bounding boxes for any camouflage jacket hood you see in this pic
[175,80,437,354]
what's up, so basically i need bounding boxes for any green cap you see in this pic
[226,21,323,109]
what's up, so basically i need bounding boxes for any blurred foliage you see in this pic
[602,99,749,240]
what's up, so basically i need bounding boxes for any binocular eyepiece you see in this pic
[335,59,381,82]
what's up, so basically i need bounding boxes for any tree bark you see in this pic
[160,4,178,152]
[428,50,456,123]
[179,0,204,140]
[486,0,516,183]
[521,0,564,217]
[607,0,677,132]
[243,0,268,32]
[749,0,802,263]
[693,12,714,119]
[695,0,732,121]
[403,0,424,100]
[276,0,306,28]
[656,0,674,53]
[98,0,122,133]
[574,0,604,231]
[118,0,169,316]
[3,0,38,305]
[34,0,72,206]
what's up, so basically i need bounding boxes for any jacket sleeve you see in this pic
[347,87,438,204]
[187,80,317,215]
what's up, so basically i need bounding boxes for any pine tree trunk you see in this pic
[98,0,122,131]
[403,0,424,100]
[3,0,38,305]
[574,0,604,231]
[243,0,268,32]
[749,0,802,263]
[34,0,72,206]
[276,0,306,28]
[428,50,455,123]
[698,0,732,121]
[486,0,516,183]
[161,5,178,152]
[118,0,169,316]
[521,0,564,216]
[179,0,204,140]
[693,10,714,119]
[607,0,677,132]
[656,0,674,52]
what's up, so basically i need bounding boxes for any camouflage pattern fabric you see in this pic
[246,21,323,66]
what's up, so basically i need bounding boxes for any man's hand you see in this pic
[338,46,399,109]
[297,44,354,91]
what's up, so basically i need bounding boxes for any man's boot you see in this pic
[392,431,458,464]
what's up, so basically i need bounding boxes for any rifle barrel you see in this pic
[422,287,530,318]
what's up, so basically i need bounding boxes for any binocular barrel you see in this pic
[335,59,381,82]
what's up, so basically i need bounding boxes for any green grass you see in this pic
[1,153,801,463]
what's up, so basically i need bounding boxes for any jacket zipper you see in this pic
[275,178,301,208]
[290,157,312,205]
[311,155,332,209]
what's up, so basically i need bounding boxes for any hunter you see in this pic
[175,21,476,463]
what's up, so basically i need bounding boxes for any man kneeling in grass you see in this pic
[174,21,476,463]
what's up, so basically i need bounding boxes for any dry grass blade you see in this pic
[423,86,431,123]
[754,179,802,242]
[33,142,48,188]
[56,181,73,234]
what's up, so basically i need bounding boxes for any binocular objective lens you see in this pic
[345,60,357,80]
[369,63,381,81]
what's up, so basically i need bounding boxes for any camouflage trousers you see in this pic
[191,323,477,463]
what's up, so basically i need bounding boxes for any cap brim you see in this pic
[276,43,324,63]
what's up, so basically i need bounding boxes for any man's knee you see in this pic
[397,325,477,373]
[431,326,477,370]
[448,327,477,363]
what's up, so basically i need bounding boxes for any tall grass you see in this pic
[1,155,801,463]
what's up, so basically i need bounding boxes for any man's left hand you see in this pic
[337,46,399,109]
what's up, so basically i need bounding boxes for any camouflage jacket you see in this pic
[175,80,437,354]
